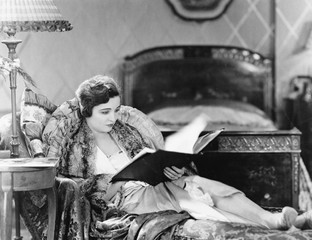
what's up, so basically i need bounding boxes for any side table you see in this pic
[0,157,59,240]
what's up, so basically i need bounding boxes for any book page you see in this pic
[193,128,224,154]
[164,114,210,153]
[132,147,156,161]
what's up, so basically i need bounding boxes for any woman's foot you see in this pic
[298,210,312,229]
[276,207,298,230]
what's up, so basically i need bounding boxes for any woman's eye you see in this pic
[101,111,109,115]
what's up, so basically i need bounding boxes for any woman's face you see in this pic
[86,96,121,133]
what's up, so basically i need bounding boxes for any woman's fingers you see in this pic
[164,166,185,180]
[171,166,185,175]
[163,168,175,180]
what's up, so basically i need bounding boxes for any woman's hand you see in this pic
[164,166,185,181]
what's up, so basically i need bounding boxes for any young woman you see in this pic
[42,75,312,238]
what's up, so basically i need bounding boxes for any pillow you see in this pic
[20,88,57,157]
[0,112,30,158]
[147,99,276,131]
[118,105,165,150]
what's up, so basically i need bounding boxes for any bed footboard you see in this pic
[191,129,301,208]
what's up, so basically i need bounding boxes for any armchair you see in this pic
[0,88,189,240]
[0,103,84,239]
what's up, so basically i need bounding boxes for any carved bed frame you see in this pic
[121,45,274,120]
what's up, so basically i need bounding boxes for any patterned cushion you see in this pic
[118,106,165,150]
[0,112,30,158]
[20,88,57,157]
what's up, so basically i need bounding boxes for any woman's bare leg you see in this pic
[167,181,263,225]
[212,193,298,229]
[189,176,298,229]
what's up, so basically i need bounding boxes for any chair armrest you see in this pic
[56,176,80,194]
[54,176,84,239]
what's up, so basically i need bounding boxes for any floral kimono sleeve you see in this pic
[42,98,82,160]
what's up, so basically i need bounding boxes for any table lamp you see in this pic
[0,0,73,158]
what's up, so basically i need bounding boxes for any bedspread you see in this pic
[172,219,312,240]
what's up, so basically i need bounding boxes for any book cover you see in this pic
[111,115,224,186]
[112,149,199,186]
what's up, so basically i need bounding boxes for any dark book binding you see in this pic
[111,150,198,186]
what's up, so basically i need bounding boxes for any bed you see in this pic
[120,45,312,239]
[122,45,275,132]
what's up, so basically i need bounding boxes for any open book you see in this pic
[111,115,224,186]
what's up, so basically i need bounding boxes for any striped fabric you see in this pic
[0,0,72,32]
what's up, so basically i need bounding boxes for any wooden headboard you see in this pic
[122,45,274,120]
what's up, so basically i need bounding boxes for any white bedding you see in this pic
[147,99,276,131]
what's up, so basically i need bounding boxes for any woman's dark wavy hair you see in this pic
[75,75,120,118]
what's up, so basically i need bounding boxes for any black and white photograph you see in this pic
[1,0,312,239]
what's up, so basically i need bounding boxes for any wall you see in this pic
[0,0,273,117]
[275,0,312,127]
[275,0,312,174]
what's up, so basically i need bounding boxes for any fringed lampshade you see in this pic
[0,0,72,159]
[0,0,72,33]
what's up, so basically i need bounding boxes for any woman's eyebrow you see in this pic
[99,107,111,111]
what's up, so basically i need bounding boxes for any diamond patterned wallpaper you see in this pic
[276,0,312,126]
[0,0,275,118]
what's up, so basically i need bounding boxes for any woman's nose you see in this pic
[110,112,117,122]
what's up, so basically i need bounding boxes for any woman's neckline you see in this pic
[106,150,123,158]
